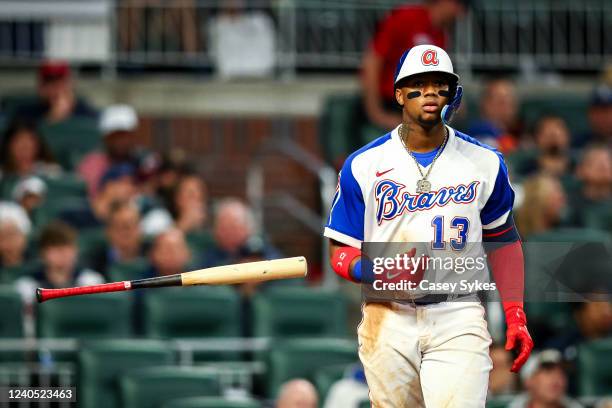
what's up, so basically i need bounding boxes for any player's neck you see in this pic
[400,120,447,153]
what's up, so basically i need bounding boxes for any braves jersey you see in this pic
[324,125,518,252]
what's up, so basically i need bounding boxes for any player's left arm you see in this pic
[481,156,534,373]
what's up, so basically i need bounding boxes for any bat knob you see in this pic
[36,288,44,303]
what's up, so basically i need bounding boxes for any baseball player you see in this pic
[324,45,533,407]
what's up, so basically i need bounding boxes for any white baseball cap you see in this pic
[99,105,138,135]
[394,44,459,87]
[520,349,563,382]
[12,176,47,201]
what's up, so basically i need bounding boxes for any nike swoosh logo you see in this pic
[376,168,394,177]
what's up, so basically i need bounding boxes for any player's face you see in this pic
[395,73,450,127]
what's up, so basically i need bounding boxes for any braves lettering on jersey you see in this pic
[324,125,518,249]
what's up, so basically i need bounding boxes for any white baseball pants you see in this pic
[357,301,493,408]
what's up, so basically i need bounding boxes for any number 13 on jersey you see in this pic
[431,216,469,251]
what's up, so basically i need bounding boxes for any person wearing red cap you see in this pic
[14,60,97,124]
[359,0,467,133]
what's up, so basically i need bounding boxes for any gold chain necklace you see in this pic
[399,124,449,193]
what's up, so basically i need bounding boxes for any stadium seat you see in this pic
[120,366,220,408]
[524,302,575,345]
[36,292,132,339]
[108,258,150,282]
[0,93,38,115]
[266,338,358,397]
[581,203,612,234]
[0,286,23,338]
[162,397,262,408]
[252,286,348,338]
[144,286,241,339]
[77,228,108,261]
[520,94,590,138]
[38,117,101,170]
[524,228,612,300]
[313,363,354,403]
[577,338,612,397]
[486,396,514,408]
[358,399,371,408]
[79,339,174,408]
[44,174,87,199]
[319,93,360,164]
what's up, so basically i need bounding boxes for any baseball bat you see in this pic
[36,256,307,303]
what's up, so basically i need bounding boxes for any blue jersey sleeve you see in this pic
[481,155,519,242]
[481,155,514,228]
[324,159,365,248]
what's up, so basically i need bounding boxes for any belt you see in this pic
[412,293,477,305]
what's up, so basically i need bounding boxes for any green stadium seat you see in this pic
[524,302,575,345]
[319,93,360,164]
[163,397,262,408]
[108,258,150,282]
[360,123,387,146]
[44,174,87,200]
[313,363,353,403]
[581,203,612,234]
[0,261,39,283]
[486,395,514,408]
[144,286,241,339]
[79,339,174,408]
[36,292,132,339]
[0,286,23,338]
[252,287,348,338]
[358,400,371,408]
[266,338,358,397]
[520,94,590,138]
[78,228,108,261]
[525,228,612,301]
[0,93,38,115]
[120,366,220,408]
[577,338,612,397]
[38,117,101,170]
[185,231,215,257]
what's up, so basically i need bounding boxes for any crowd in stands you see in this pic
[0,61,281,316]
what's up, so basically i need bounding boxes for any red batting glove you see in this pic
[504,306,534,372]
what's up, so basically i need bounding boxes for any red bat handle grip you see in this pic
[37,281,131,303]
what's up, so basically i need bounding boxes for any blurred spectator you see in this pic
[0,119,60,181]
[468,78,520,153]
[148,228,192,277]
[575,84,612,148]
[575,145,612,202]
[566,145,612,226]
[360,0,467,131]
[203,198,279,268]
[88,200,145,277]
[508,350,582,408]
[515,173,567,239]
[14,60,97,124]
[61,163,138,229]
[323,364,369,408]
[12,176,46,214]
[0,202,31,273]
[209,0,276,79]
[508,115,572,178]
[155,149,193,206]
[15,221,103,305]
[276,379,318,408]
[488,343,519,397]
[547,301,612,362]
[168,173,208,234]
[119,0,197,54]
[78,105,142,197]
